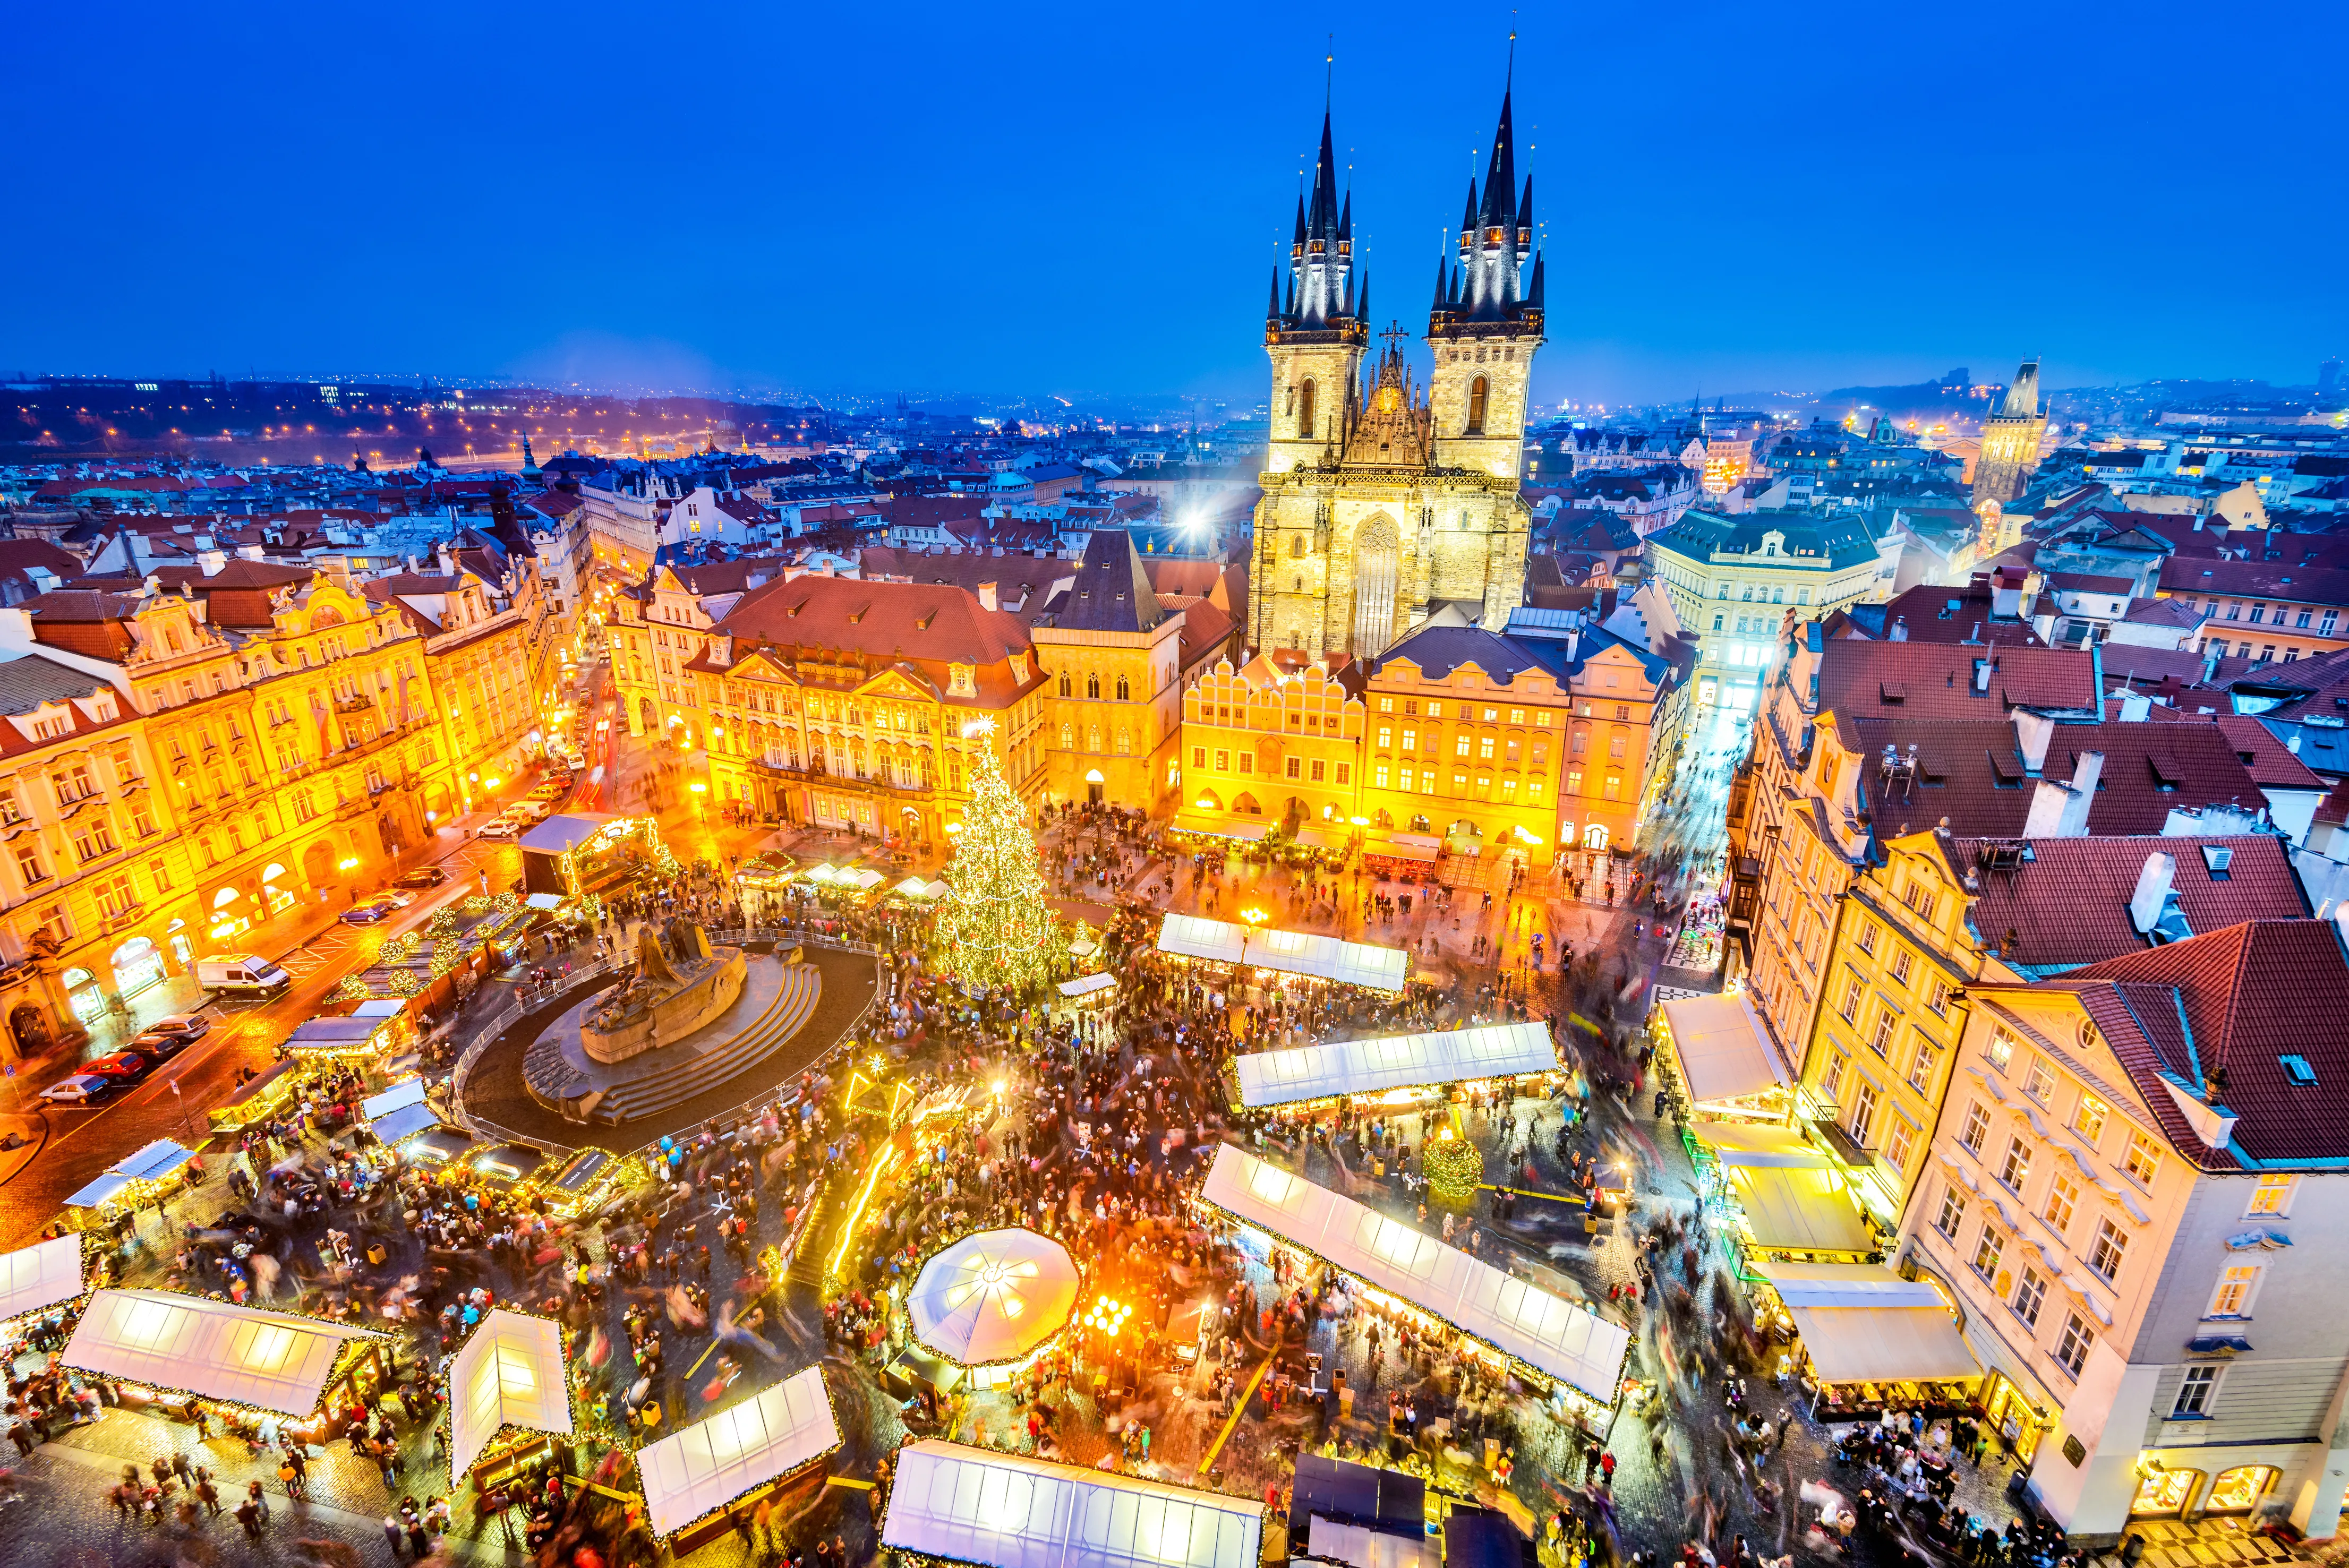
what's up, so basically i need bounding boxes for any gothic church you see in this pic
[1250,87,1544,657]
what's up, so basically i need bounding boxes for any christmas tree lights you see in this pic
[933,721,1065,998]
[1423,1124,1484,1209]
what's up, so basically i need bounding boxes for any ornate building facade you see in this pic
[1251,91,1542,660]
[1971,357,2048,505]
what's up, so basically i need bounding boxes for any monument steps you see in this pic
[589,962,822,1122]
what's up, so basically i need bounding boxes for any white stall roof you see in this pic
[1170,812,1271,843]
[637,1366,841,1538]
[0,1235,84,1321]
[1200,1145,1628,1404]
[372,1103,443,1145]
[1156,915,1408,993]
[881,1439,1265,1568]
[908,1228,1080,1368]
[1236,1022,1559,1108]
[109,1139,197,1183]
[1658,993,1787,1105]
[448,1309,573,1478]
[363,1078,429,1120]
[63,1173,135,1211]
[64,1290,381,1416]
[518,812,620,855]
[353,999,408,1018]
[1057,973,1116,999]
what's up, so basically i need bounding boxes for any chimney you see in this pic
[2015,710,2055,773]
[2059,752,2104,835]
[977,581,998,612]
[1974,656,1993,692]
[1990,576,2025,619]
[235,544,264,561]
[1889,616,1908,641]
[197,549,227,577]
[2129,851,2177,936]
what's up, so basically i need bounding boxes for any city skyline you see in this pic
[3,1,2343,405]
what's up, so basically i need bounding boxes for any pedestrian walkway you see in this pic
[2133,1516,2306,1566]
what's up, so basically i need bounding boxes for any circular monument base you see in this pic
[522,952,823,1125]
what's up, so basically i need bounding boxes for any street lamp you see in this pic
[1238,905,1268,965]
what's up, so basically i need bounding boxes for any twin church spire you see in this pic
[1269,110,1365,340]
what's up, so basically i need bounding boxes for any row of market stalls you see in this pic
[1233,1021,1561,1110]
[1156,913,1410,994]
[1200,1144,1629,1413]
[1648,992,1987,1420]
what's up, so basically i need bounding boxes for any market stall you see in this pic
[1168,811,1272,844]
[880,1438,1265,1568]
[541,1147,644,1219]
[906,1228,1080,1390]
[635,1365,841,1543]
[283,1014,404,1063]
[1652,992,1793,1123]
[1157,914,1408,994]
[208,1058,306,1133]
[1199,1145,1628,1409]
[1234,1021,1560,1110]
[64,1288,387,1418]
[361,1078,445,1148]
[0,1235,84,1322]
[1711,1142,1876,1262]
[1752,1262,1980,1419]
[1362,833,1441,875]
[62,1139,202,1229]
[447,1308,573,1488]
[1055,972,1115,1004]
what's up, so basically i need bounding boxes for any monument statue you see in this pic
[580,915,747,1065]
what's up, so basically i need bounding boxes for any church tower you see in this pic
[1972,358,2047,505]
[1427,85,1544,481]
[1265,111,1369,476]
[1249,80,1537,659]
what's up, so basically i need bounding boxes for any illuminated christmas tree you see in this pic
[934,722,1065,997]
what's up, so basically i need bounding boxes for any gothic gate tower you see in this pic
[1251,85,1540,658]
[1972,358,2047,505]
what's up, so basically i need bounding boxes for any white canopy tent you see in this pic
[881,1439,1265,1568]
[64,1289,382,1416]
[448,1309,573,1478]
[64,1172,136,1212]
[1156,915,1408,993]
[1056,973,1116,999]
[1235,1022,1559,1108]
[1200,1145,1628,1404]
[1757,1263,1979,1384]
[0,1235,84,1322]
[636,1366,841,1538]
[1658,993,1788,1108]
[907,1229,1080,1368]
[362,1079,429,1120]
[372,1102,444,1145]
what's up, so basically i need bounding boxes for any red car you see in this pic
[81,1052,157,1083]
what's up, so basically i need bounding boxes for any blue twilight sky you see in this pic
[3,0,2343,410]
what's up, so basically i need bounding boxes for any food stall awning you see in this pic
[881,1439,1265,1568]
[1720,1159,1873,1254]
[363,1079,429,1120]
[1688,1120,1819,1166]
[907,1228,1080,1368]
[1658,993,1788,1104]
[0,1235,84,1321]
[449,1308,573,1478]
[518,812,621,855]
[1056,973,1115,999]
[1292,826,1344,852]
[835,867,885,891]
[1200,1146,1628,1404]
[1364,833,1441,863]
[1757,1263,1978,1382]
[1171,811,1271,843]
[64,1173,135,1211]
[371,1103,443,1145]
[892,876,945,901]
[636,1366,842,1539]
[109,1138,198,1183]
[64,1289,385,1417]
[284,1016,392,1053]
[1236,1022,1559,1108]
[525,893,566,911]
[1156,915,1410,993]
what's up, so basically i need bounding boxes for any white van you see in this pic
[198,954,293,998]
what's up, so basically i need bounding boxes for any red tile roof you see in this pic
[2160,555,2349,606]
[1816,641,2097,721]
[708,575,1043,710]
[1961,834,2305,972]
[2052,920,2349,1168]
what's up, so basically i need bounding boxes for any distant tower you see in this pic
[521,436,543,483]
[1263,108,1369,476]
[1972,358,2047,505]
[2321,357,2344,397]
[1426,83,1544,483]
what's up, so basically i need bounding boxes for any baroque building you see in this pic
[1251,90,1542,660]
[1971,357,2048,505]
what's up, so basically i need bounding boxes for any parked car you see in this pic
[477,819,521,841]
[197,954,293,998]
[340,899,400,925]
[125,1029,195,1060]
[38,1074,113,1106]
[140,1013,211,1042]
[378,888,417,908]
[80,1053,155,1083]
[395,867,449,889]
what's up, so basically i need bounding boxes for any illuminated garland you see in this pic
[1423,1128,1484,1209]
[331,974,376,1003]
[930,726,1065,998]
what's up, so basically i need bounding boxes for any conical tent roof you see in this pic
[907,1227,1078,1367]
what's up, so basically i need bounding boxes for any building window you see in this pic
[1988,1028,2014,1069]
[1374,764,1390,789]
[1868,1006,1897,1057]
[1891,948,1914,985]
[2023,1057,2056,1102]
[1214,750,1229,773]
[1335,764,1350,785]
[1961,1101,1991,1154]
[1822,1051,1848,1101]
[2055,1313,2094,1378]
[2174,1365,2219,1417]
[1310,760,1326,783]
[2125,1132,2161,1187]
[1857,921,1877,955]
[2247,1173,2296,1216]
[1971,1227,2004,1282]
[1885,1116,1916,1170]
[2088,1217,2128,1282]
[2210,1263,2260,1318]
[1192,747,1205,769]
[1998,1135,2031,1192]
[1906,1036,1937,1094]
[1840,975,1864,1023]
[2074,1095,2109,1144]
[2013,1266,2047,1329]
[1465,375,1488,435]
[1286,757,1302,779]
[1934,1184,1967,1240]
[1849,1079,1878,1146]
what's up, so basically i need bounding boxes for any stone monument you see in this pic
[579,916,747,1064]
